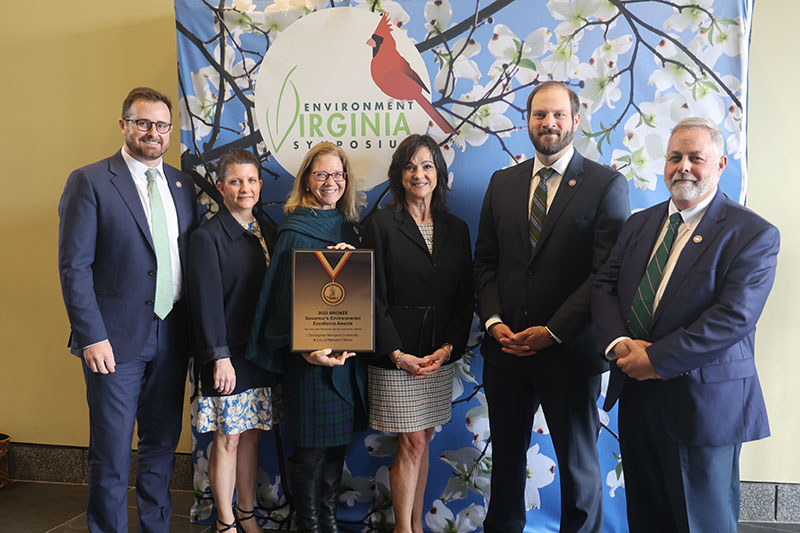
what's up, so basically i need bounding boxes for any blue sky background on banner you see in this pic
[175,1,752,531]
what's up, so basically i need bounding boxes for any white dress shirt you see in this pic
[605,188,717,358]
[528,145,574,214]
[121,147,183,303]
[485,147,576,342]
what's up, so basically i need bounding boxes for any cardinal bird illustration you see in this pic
[367,15,457,135]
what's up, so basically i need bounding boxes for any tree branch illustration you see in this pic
[416,0,516,53]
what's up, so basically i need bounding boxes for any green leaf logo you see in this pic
[265,65,300,154]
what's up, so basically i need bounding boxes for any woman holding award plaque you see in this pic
[246,142,366,533]
[362,134,474,533]
[188,149,278,533]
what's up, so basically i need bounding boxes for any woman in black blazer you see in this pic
[188,149,278,533]
[362,134,474,533]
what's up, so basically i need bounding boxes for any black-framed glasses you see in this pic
[123,118,172,134]
[311,171,347,182]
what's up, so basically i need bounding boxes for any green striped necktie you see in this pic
[628,212,683,339]
[528,167,554,252]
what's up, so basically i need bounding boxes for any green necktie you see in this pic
[528,167,554,251]
[628,212,683,339]
[145,168,173,319]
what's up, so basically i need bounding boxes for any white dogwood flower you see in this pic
[434,37,481,95]
[425,0,452,35]
[663,0,713,32]
[425,499,486,532]
[488,25,550,85]
[548,0,617,37]
[524,444,557,510]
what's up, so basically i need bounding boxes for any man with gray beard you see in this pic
[592,117,779,532]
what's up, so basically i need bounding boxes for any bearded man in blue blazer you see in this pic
[592,117,779,532]
[474,81,630,533]
[58,87,197,532]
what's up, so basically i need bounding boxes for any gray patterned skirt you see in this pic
[367,363,454,433]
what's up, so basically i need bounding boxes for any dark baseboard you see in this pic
[3,443,799,522]
[4,442,193,491]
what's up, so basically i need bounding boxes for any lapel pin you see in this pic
[176,181,183,188]
[693,235,703,243]
[568,179,576,187]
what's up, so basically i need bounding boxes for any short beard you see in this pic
[666,171,714,203]
[127,136,166,161]
[529,126,575,156]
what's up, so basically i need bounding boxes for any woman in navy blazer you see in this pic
[188,149,278,533]
[362,134,474,533]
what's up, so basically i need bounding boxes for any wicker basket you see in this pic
[0,433,9,489]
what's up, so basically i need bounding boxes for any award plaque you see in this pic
[291,249,374,352]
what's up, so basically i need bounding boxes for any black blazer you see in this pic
[188,206,277,395]
[362,207,474,369]
[474,151,630,378]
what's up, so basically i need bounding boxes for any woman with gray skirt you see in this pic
[362,134,474,533]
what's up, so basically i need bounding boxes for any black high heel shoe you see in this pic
[233,503,259,532]
[215,517,237,532]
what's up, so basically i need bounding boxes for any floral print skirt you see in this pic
[195,386,279,435]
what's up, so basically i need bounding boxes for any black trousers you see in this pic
[482,360,603,533]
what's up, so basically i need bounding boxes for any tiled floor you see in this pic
[0,481,209,533]
[1,480,799,532]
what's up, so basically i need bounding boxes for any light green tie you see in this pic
[145,168,173,319]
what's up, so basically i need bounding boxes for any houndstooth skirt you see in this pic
[367,363,454,433]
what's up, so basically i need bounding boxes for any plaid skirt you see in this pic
[283,356,355,448]
[368,363,455,433]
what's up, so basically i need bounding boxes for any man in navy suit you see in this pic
[58,87,197,532]
[592,117,779,532]
[474,81,630,532]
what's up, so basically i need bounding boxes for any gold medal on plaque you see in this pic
[315,251,351,306]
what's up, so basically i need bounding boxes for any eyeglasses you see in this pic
[123,118,172,134]
[311,171,347,182]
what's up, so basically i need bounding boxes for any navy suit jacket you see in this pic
[58,150,197,363]
[474,151,630,378]
[592,189,779,446]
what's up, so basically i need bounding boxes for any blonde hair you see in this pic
[284,142,360,222]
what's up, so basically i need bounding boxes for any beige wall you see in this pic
[0,2,192,452]
[740,1,800,483]
[0,2,796,477]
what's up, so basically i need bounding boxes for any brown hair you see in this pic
[526,81,580,119]
[121,87,173,120]
[216,148,260,183]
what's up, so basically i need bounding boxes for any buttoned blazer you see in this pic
[362,206,474,369]
[474,151,630,377]
[592,189,779,445]
[58,150,197,363]
[188,206,277,365]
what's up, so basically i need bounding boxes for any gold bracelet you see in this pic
[441,343,453,362]
[395,351,405,370]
